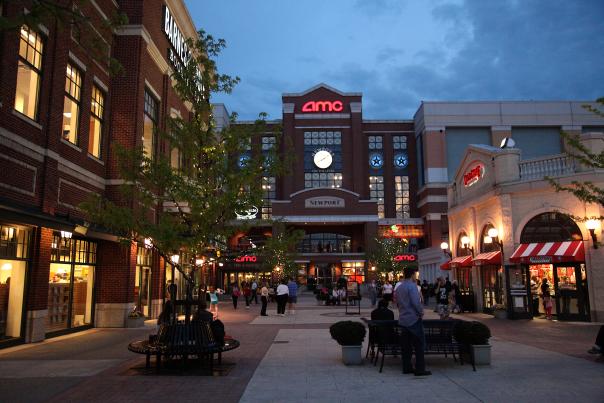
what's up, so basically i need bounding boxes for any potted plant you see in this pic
[126,306,145,328]
[492,304,507,319]
[329,321,366,365]
[454,320,492,365]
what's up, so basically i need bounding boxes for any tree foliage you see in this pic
[366,237,413,278]
[258,223,305,280]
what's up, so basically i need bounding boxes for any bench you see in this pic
[128,321,240,372]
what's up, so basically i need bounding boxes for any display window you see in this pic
[135,246,152,317]
[47,233,96,334]
[342,261,364,284]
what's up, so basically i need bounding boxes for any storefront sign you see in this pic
[301,100,344,113]
[305,196,345,208]
[529,256,552,264]
[463,163,485,187]
[393,254,417,262]
[234,255,257,263]
[235,206,258,220]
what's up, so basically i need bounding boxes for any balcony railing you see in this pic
[519,153,575,181]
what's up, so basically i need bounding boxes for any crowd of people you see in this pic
[228,277,299,317]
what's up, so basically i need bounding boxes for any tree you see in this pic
[366,237,415,279]
[547,98,604,218]
[258,223,305,281]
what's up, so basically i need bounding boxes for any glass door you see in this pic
[505,265,531,319]
[481,265,504,313]
[554,264,589,321]
[140,267,151,317]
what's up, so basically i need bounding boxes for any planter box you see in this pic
[493,310,507,319]
[341,345,363,365]
[471,344,491,365]
[126,317,145,328]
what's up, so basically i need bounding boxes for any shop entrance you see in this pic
[316,263,335,287]
[481,265,505,313]
[528,263,590,321]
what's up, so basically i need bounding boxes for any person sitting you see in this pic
[371,299,395,320]
[192,300,214,322]
[588,325,604,355]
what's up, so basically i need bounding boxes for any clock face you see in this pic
[313,149,333,169]
[369,153,383,169]
[238,155,250,168]
[394,153,408,168]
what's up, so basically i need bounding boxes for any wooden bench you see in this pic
[128,321,240,372]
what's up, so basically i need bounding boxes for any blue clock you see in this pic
[369,153,383,169]
[394,153,408,168]
[238,155,250,168]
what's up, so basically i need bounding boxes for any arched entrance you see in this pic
[478,223,504,313]
[513,212,590,321]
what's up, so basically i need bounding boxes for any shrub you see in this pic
[329,321,366,346]
[453,320,491,345]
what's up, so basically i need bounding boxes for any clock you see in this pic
[238,155,250,168]
[394,153,408,168]
[369,153,383,169]
[313,149,333,169]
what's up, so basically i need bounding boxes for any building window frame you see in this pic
[62,63,83,145]
[143,90,159,160]
[394,175,410,219]
[14,25,44,121]
[369,175,385,218]
[88,85,105,158]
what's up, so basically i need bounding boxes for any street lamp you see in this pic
[586,219,599,249]
[460,236,474,256]
[440,242,452,258]
[171,254,180,264]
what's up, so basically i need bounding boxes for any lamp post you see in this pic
[440,242,452,258]
[460,236,474,257]
[586,219,599,249]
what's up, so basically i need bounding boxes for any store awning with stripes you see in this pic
[472,251,502,266]
[449,255,473,268]
[509,241,585,264]
[440,260,451,270]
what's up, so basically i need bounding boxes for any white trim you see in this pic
[58,178,93,209]
[144,80,162,101]
[289,187,360,198]
[37,24,49,36]
[87,153,105,165]
[93,76,109,93]
[491,125,511,132]
[11,109,42,130]
[425,213,445,221]
[272,215,379,223]
[417,195,448,208]
[61,138,82,152]
[283,83,362,97]
[170,107,182,118]
[115,25,151,43]
[68,51,87,72]
[295,113,350,119]
[424,126,446,132]
[0,154,36,196]
[58,163,105,190]
[89,0,109,21]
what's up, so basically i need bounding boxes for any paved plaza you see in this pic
[0,293,602,402]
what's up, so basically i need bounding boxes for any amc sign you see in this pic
[301,100,344,113]
[235,255,257,263]
[393,254,417,262]
[463,163,485,187]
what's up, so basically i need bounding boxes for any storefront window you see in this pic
[47,233,96,333]
[297,233,351,253]
[14,25,43,120]
[342,261,364,283]
[0,225,30,340]
[520,212,582,243]
[135,246,152,317]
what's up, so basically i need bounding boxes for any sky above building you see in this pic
[186,0,604,121]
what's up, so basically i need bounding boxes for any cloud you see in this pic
[354,0,406,17]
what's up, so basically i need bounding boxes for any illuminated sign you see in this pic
[529,256,551,264]
[235,255,257,263]
[463,163,485,187]
[393,254,417,262]
[235,206,258,220]
[301,100,344,113]
[305,197,345,208]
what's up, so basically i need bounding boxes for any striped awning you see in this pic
[509,241,585,264]
[440,261,451,270]
[473,251,502,266]
[449,255,473,268]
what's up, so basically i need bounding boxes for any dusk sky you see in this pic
[186,0,604,121]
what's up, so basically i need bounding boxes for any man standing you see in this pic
[251,280,258,304]
[395,267,431,376]
[276,279,289,316]
[287,277,298,315]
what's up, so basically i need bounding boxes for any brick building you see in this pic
[0,0,198,347]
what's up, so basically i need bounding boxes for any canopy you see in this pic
[440,261,451,270]
[509,241,585,264]
[472,251,502,266]
[449,255,473,268]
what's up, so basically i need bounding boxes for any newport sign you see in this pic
[301,100,344,113]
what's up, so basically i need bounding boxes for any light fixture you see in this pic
[219,262,224,267]
[60,230,72,239]
[488,228,499,238]
[460,236,474,256]
[195,258,204,266]
[483,236,493,244]
[371,266,376,271]
[500,137,516,149]
[144,238,153,249]
[586,219,599,249]
[74,224,88,236]
[171,254,180,264]
[440,242,452,258]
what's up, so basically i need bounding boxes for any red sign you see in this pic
[301,100,344,113]
[393,254,417,262]
[463,163,485,187]
[235,255,257,263]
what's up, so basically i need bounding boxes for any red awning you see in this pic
[473,251,502,266]
[449,255,473,268]
[440,261,451,270]
[509,241,585,264]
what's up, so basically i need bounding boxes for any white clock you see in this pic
[313,149,333,169]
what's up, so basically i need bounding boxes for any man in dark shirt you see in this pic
[371,299,394,320]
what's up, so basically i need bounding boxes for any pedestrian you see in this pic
[395,267,431,376]
[208,286,221,318]
[394,275,404,292]
[382,279,393,305]
[451,280,461,313]
[421,280,429,306]
[287,277,298,314]
[368,280,378,307]
[435,277,450,319]
[231,282,241,309]
[587,325,604,355]
[243,282,251,309]
[260,282,269,316]
[276,278,289,316]
[251,279,259,304]
[541,278,553,320]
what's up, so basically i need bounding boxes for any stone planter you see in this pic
[471,344,491,365]
[126,316,145,328]
[341,345,363,365]
[493,310,507,319]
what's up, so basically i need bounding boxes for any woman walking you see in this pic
[231,282,241,309]
[209,286,221,318]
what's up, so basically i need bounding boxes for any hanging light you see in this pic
[60,230,72,239]
[195,258,204,266]
[487,228,499,239]
[483,236,493,244]
[171,254,180,264]
[144,238,153,249]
